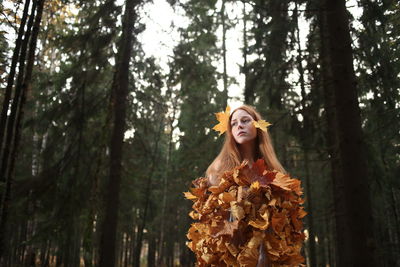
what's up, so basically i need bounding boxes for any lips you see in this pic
[238,131,246,136]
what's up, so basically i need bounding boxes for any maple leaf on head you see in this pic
[252,119,272,132]
[212,106,231,135]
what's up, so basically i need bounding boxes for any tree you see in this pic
[98,0,139,266]
[323,0,376,265]
[0,0,45,261]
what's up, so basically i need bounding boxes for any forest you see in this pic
[0,0,399,266]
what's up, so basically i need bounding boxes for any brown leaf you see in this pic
[213,220,239,237]
[230,201,245,221]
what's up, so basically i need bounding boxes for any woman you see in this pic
[207,105,285,186]
[186,105,305,266]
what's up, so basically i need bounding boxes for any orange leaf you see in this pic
[271,212,287,233]
[212,106,230,135]
[184,191,197,200]
[252,159,267,176]
[219,192,236,203]
[213,220,239,237]
[252,119,272,132]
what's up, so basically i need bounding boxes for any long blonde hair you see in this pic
[206,105,285,184]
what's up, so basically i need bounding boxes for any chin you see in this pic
[236,138,252,145]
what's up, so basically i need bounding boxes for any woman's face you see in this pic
[230,109,257,145]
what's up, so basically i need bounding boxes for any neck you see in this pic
[239,140,256,164]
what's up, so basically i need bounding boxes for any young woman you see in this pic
[206,105,285,186]
[186,105,305,266]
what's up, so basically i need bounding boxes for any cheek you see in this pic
[250,125,257,138]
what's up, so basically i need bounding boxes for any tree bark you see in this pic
[323,0,376,265]
[221,0,228,106]
[98,0,138,266]
[0,0,45,261]
[0,0,30,150]
[293,3,316,266]
[133,118,163,267]
[243,2,252,104]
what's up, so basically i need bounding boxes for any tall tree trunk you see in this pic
[98,0,138,266]
[221,0,228,106]
[323,0,376,265]
[0,0,44,261]
[0,0,35,184]
[243,2,252,104]
[0,0,30,148]
[133,118,163,267]
[158,103,176,266]
[147,234,156,267]
[318,5,341,267]
[293,3,316,266]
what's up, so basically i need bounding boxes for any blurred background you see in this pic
[0,0,399,266]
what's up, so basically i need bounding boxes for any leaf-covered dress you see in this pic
[185,159,306,267]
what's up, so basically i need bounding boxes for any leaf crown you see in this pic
[212,106,271,135]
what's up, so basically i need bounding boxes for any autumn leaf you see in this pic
[212,106,231,135]
[252,119,271,132]
[230,201,245,221]
[248,219,269,230]
[271,212,287,233]
[250,181,260,190]
[252,159,266,175]
[219,192,236,203]
[271,172,302,195]
[213,220,239,237]
[183,191,197,200]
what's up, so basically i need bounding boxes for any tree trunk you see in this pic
[243,2,252,104]
[0,0,45,261]
[98,0,138,266]
[0,0,30,149]
[221,0,228,106]
[323,0,376,265]
[158,105,176,266]
[133,118,164,267]
[147,234,156,267]
[318,5,342,267]
[293,3,317,266]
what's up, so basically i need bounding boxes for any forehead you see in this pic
[231,109,252,121]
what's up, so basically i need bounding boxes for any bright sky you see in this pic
[137,0,362,112]
[137,0,249,111]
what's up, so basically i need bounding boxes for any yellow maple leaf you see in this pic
[212,106,231,135]
[252,119,271,132]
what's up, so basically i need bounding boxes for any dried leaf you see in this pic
[230,201,245,221]
[213,106,231,135]
[183,191,197,200]
[252,119,272,132]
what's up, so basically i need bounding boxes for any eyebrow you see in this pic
[231,115,252,122]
